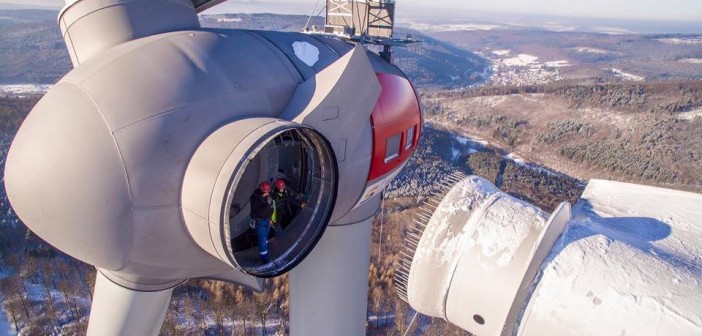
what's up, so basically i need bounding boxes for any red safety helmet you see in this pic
[259,181,272,193]
[274,179,286,190]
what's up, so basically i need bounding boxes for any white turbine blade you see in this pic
[87,271,174,336]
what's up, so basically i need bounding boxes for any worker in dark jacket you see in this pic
[250,181,275,263]
[271,179,306,230]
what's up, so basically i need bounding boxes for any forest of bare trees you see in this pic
[423,80,702,193]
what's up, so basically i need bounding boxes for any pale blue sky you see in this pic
[2,0,701,21]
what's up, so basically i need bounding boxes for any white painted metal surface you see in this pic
[59,0,200,66]
[404,176,570,335]
[518,180,702,336]
[401,177,702,336]
[86,271,174,336]
[289,197,379,336]
[7,1,414,335]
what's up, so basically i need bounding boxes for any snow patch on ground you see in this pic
[503,54,539,67]
[590,26,630,34]
[453,134,488,147]
[492,49,510,56]
[536,23,577,32]
[0,84,51,96]
[504,152,562,177]
[544,60,570,67]
[573,47,608,54]
[404,22,502,32]
[657,37,702,45]
[679,58,702,64]
[504,152,525,165]
[607,68,644,81]
[451,146,478,160]
[216,18,242,23]
[676,108,702,121]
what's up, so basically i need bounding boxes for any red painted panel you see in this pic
[368,72,422,181]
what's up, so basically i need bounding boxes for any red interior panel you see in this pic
[368,72,422,181]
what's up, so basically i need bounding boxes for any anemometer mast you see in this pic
[307,0,417,63]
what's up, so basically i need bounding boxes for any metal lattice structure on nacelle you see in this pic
[325,0,394,39]
[305,0,418,63]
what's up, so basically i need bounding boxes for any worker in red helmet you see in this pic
[250,181,276,263]
[271,178,306,231]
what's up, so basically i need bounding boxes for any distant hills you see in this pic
[201,13,489,88]
[0,10,489,88]
[425,28,702,83]
[400,14,702,35]
[0,10,70,84]
[0,3,59,10]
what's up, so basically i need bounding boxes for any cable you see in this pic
[304,0,321,31]
[403,310,419,336]
[314,5,327,21]
[307,3,327,31]
[377,188,386,265]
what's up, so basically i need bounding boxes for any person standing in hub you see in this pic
[250,181,275,263]
[272,178,306,230]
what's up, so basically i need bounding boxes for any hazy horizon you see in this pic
[1,0,702,34]
[2,0,702,20]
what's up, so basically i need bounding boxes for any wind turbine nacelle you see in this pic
[5,0,421,291]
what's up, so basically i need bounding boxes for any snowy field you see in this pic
[679,58,702,64]
[676,108,702,121]
[484,50,564,86]
[502,54,539,66]
[573,47,609,54]
[656,37,702,45]
[400,20,503,32]
[216,17,242,23]
[0,84,52,97]
[589,26,630,34]
[543,60,570,67]
[607,68,644,81]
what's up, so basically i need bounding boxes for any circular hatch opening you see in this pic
[222,127,337,277]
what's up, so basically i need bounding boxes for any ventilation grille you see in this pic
[394,171,468,303]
